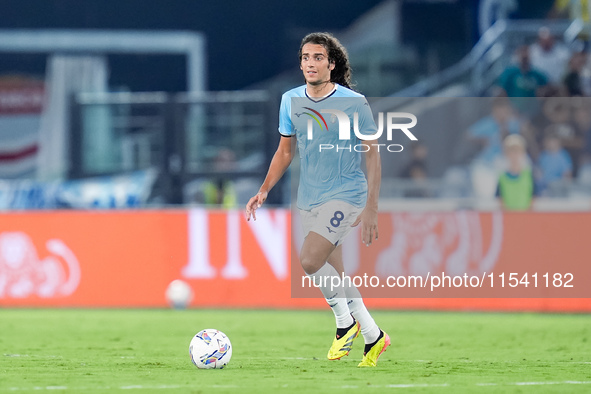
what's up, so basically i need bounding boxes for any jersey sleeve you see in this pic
[355,98,378,137]
[278,94,295,137]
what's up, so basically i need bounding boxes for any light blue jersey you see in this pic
[278,84,378,210]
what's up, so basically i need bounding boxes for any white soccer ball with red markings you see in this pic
[189,329,232,369]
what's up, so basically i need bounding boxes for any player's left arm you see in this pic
[352,144,381,246]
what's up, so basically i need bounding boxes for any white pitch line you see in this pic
[121,385,182,390]
[514,381,591,386]
[385,384,450,388]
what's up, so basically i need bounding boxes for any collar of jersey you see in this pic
[304,85,337,103]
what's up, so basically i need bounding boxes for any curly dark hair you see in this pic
[298,32,353,89]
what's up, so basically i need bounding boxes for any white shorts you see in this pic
[299,200,363,246]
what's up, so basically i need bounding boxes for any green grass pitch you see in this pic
[1,309,590,393]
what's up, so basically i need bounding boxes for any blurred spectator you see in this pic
[400,143,428,178]
[530,27,571,84]
[187,148,238,207]
[532,98,585,175]
[562,99,589,174]
[530,97,575,161]
[533,97,571,132]
[536,128,573,192]
[576,99,591,165]
[467,96,521,166]
[204,148,238,207]
[203,178,237,207]
[468,97,523,198]
[498,46,549,99]
[496,135,536,210]
[563,51,588,96]
[400,143,432,198]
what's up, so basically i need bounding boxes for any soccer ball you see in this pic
[189,329,232,369]
[165,279,193,309]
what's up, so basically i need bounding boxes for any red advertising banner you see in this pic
[0,209,589,312]
[291,211,591,299]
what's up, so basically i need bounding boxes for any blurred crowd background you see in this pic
[1,0,591,210]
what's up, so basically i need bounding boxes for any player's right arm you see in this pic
[245,135,295,221]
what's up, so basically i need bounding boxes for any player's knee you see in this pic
[300,255,323,275]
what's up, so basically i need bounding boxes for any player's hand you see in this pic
[351,206,378,246]
[245,191,268,221]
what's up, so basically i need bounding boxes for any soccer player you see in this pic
[245,32,389,367]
